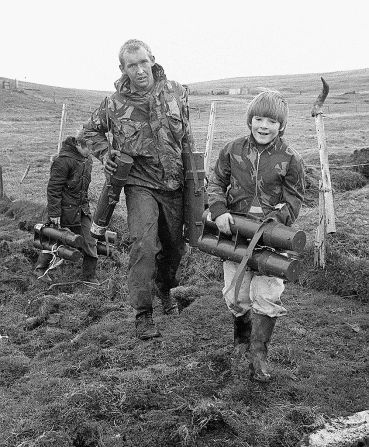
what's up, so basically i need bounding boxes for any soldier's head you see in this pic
[118,39,155,92]
[246,90,289,144]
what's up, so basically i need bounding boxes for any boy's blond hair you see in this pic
[246,90,289,136]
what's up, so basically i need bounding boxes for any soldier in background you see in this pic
[208,90,305,382]
[81,39,196,340]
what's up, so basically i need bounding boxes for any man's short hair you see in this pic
[118,39,154,67]
[246,90,289,136]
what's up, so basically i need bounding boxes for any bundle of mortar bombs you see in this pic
[197,210,307,282]
[33,224,117,261]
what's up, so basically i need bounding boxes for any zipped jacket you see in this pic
[208,135,305,226]
[47,138,92,227]
[81,64,196,191]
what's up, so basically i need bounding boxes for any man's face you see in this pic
[251,116,281,145]
[120,47,155,91]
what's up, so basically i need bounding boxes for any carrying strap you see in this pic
[223,218,274,300]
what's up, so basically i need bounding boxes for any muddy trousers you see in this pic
[223,260,285,380]
[125,185,185,315]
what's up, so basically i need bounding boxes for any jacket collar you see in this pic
[59,140,86,160]
[114,63,166,95]
[248,134,284,154]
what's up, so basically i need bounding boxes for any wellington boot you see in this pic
[33,267,52,284]
[249,313,277,382]
[135,312,161,340]
[156,287,179,316]
[233,310,252,349]
[81,256,99,284]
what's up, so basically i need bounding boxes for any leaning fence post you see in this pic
[20,164,31,184]
[311,77,336,268]
[314,181,326,268]
[204,102,217,178]
[312,78,336,233]
[0,166,4,198]
[57,103,67,154]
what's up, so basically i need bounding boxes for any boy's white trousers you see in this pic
[222,260,287,318]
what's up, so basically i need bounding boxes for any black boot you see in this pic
[81,256,99,283]
[233,310,252,353]
[249,313,277,382]
[34,252,53,283]
[155,286,179,315]
[135,312,161,340]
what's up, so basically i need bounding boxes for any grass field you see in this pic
[0,69,368,447]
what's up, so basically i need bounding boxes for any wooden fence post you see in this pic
[204,102,216,177]
[20,164,31,184]
[314,181,326,268]
[311,78,336,268]
[57,103,67,154]
[0,166,4,199]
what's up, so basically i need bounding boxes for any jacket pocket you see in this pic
[61,205,81,227]
[166,109,184,142]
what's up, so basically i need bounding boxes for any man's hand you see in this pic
[103,149,120,175]
[214,212,234,235]
[49,217,60,226]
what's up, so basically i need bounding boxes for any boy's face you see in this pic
[251,116,281,145]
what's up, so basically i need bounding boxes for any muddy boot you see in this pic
[34,252,53,283]
[233,310,252,356]
[135,312,161,340]
[249,313,277,382]
[81,256,99,284]
[156,287,179,315]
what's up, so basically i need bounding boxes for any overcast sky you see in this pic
[1,0,368,91]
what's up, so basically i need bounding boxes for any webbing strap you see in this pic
[223,218,274,300]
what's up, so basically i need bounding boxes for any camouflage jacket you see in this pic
[81,64,196,191]
[47,138,92,227]
[208,135,305,226]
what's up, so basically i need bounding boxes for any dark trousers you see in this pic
[125,185,185,314]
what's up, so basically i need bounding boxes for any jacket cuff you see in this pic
[209,202,229,220]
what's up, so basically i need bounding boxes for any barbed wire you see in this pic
[306,163,369,170]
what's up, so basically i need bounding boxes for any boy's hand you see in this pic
[49,217,60,226]
[215,212,234,235]
[103,150,120,175]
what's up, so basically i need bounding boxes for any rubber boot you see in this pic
[249,313,277,382]
[233,310,252,355]
[81,256,99,284]
[34,252,53,283]
[135,311,161,340]
[156,287,179,315]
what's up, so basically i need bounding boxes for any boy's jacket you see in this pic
[81,64,196,191]
[47,138,92,227]
[208,135,305,226]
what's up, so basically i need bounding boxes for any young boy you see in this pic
[34,135,98,283]
[207,90,305,382]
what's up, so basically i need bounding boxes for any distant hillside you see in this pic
[2,67,369,99]
[187,68,369,96]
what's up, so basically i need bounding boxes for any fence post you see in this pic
[204,102,217,177]
[314,181,326,268]
[20,164,31,184]
[311,77,336,268]
[57,104,67,154]
[0,166,3,199]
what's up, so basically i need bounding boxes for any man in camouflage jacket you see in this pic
[81,39,196,339]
